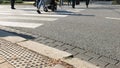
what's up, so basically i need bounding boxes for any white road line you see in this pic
[105,17,120,20]
[67,9,85,12]
[0,13,68,17]
[0,21,43,28]
[18,7,36,9]
[0,13,12,15]
[2,16,58,21]
[22,14,68,17]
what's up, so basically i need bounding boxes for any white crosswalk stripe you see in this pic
[0,8,69,28]
[0,13,68,17]
[2,16,58,21]
[0,21,43,28]
[0,7,85,28]
[105,17,120,20]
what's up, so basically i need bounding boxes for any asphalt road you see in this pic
[1,2,120,60]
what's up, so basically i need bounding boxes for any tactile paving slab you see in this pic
[0,39,74,68]
[0,39,53,68]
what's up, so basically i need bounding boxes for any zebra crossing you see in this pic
[0,6,85,28]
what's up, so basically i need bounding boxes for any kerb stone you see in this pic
[17,40,72,59]
[62,58,99,68]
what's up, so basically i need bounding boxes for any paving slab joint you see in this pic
[63,55,74,59]
[14,39,28,43]
[104,63,110,68]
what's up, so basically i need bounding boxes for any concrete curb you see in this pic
[62,58,100,68]
[0,29,72,59]
[1,35,100,68]
[17,40,72,59]
[0,36,72,60]
[0,27,100,68]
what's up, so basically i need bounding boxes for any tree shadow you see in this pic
[55,10,95,16]
[0,29,35,40]
[17,8,37,11]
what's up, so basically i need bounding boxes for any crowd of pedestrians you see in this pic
[10,0,90,10]
[69,0,90,8]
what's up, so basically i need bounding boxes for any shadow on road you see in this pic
[55,10,95,16]
[0,29,35,40]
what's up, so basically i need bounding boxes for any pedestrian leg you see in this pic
[86,0,90,8]
[37,0,43,14]
[10,0,15,9]
[72,0,75,8]
[42,0,48,12]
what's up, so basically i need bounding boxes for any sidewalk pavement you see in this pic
[1,4,120,68]
[0,27,100,68]
[0,30,72,68]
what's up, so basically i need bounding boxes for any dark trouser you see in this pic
[86,0,90,8]
[10,0,15,8]
[72,0,76,8]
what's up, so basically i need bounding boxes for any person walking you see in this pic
[86,0,90,8]
[10,0,15,9]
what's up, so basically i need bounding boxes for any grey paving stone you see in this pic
[45,43,57,47]
[61,44,74,50]
[72,48,86,54]
[53,42,64,46]
[116,62,120,67]
[45,39,55,43]
[89,58,109,68]
[55,45,67,51]
[75,53,92,61]
[65,49,79,56]
[38,40,48,44]
[35,37,47,41]
[85,52,101,59]
[99,56,118,65]
[106,64,119,68]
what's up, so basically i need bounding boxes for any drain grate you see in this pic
[0,39,53,68]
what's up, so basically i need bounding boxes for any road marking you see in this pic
[0,13,12,15]
[22,14,68,17]
[105,17,120,20]
[67,9,85,12]
[0,13,68,17]
[0,21,43,28]
[1,16,58,21]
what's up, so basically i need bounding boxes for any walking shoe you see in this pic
[11,7,16,9]
[37,10,41,14]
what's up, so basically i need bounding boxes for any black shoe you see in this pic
[44,7,48,12]
[72,6,75,8]
[37,10,41,14]
[11,7,16,9]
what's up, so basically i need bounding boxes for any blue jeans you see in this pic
[37,0,45,9]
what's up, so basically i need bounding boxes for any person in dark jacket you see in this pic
[86,0,90,8]
[10,0,15,9]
